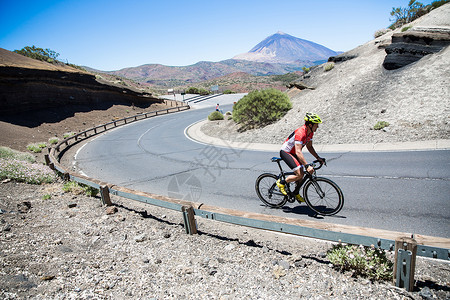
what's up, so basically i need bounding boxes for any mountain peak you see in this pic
[233,32,337,64]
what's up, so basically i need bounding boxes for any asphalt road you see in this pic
[73,105,450,238]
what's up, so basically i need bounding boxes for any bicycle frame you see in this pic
[273,159,311,196]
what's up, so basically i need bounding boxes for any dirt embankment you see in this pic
[0,48,170,156]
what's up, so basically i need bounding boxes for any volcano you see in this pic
[233,31,338,64]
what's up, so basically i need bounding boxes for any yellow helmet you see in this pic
[304,113,322,123]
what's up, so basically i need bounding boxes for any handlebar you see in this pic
[305,158,326,171]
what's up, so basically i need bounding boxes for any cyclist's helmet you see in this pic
[304,113,322,124]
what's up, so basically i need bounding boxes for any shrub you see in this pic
[374,28,391,38]
[43,194,52,200]
[63,132,76,139]
[0,158,56,184]
[225,111,232,116]
[185,87,210,95]
[48,137,59,145]
[63,181,99,197]
[302,67,310,74]
[208,111,224,121]
[222,90,235,94]
[374,121,390,130]
[27,144,42,153]
[0,146,35,163]
[401,25,413,32]
[324,62,335,72]
[327,244,393,281]
[232,89,292,130]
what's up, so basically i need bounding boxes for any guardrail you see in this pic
[46,100,450,292]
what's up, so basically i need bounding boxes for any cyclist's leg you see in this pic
[280,151,303,184]
[279,151,306,202]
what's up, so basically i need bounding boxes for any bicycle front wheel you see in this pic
[303,177,344,216]
[255,173,287,208]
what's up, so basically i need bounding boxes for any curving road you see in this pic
[73,104,450,238]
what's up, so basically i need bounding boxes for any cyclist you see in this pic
[276,113,325,202]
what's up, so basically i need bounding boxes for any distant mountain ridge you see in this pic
[233,31,338,63]
[104,59,307,87]
[100,32,338,90]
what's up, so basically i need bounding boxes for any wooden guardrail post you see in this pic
[182,206,197,235]
[44,154,51,166]
[100,185,113,206]
[394,236,417,291]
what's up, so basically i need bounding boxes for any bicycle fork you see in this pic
[309,178,325,198]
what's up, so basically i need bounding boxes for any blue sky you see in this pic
[1,0,412,71]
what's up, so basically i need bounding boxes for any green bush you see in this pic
[0,146,35,163]
[374,28,391,38]
[208,111,224,121]
[27,144,42,153]
[401,25,413,32]
[302,67,310,74]
[63,181,99,197]
[232,89,292,130]
[222,90,235,94]
[63,132,76,139]
[0,158,56,184]
[327,244,393,281]
[0,147,56,184]
[185,87,210,95]
[374,121,390,130]
[48,137,59,145]
[324,62,335,72]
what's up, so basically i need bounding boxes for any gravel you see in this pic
[1,181,449,299]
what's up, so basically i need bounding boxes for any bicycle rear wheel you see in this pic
[255,173,287,208]
[303,177,344,216]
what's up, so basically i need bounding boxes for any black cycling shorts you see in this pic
[280,150,302,172]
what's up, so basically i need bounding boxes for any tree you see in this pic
[390,0,426,28]
[14,45,60,63]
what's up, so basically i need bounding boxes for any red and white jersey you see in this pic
[280,124,313,154]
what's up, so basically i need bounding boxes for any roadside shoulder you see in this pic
[186,120,450,152]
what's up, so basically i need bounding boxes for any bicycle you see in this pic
[255,157,344,216]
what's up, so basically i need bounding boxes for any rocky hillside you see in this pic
[203,3,450,146]
[0,48,161,115]
[0,48,170,152]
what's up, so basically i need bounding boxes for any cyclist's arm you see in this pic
[306,141,324,163]
[295,144,314,174]
[294,143,308,165]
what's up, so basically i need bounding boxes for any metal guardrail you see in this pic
[47,99,450,290]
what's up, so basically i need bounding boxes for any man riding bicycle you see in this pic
[276,113,325,202]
